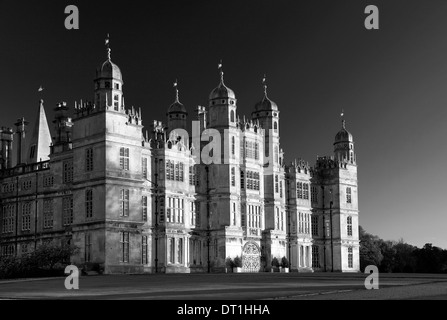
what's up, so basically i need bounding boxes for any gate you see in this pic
[242,242,261,273]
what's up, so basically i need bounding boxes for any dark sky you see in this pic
[1,0,447,249]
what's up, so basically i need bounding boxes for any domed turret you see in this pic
[93,35,124,111]
[334,115,356,165]
[167,80,188,134]
[209,62,236,103]
[254,77,278,112]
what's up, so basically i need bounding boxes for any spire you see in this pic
[262,74,268,98]
[341,109,346,129]
[218,60,224,84]
[105,33,111,61]
[27,100,52,163]
[173,79,180,103]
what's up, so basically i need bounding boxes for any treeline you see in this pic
[360,226,447,273]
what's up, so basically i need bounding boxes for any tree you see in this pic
[359,226,383,272]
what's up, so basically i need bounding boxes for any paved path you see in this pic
[0,273,446,300]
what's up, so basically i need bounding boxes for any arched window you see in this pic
[230,110,235,122]
[274,121,278,133]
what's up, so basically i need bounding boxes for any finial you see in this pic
[218,60,224,84]
[262,74,268,97]
[105,33,111,60]
[173,79,179,103]
[341,109,346,129]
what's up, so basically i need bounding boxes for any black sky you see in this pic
[1,0,447,248]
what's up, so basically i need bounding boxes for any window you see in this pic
[43,199,53,229]
[276,207,280,230]
[29,144,36,159]
[311,215,318,237]
[142,236,148,265]
[142,158,148,179]
[121,232,130,263]
[142,196,148,222]
[22,180,32,191]
[85,233,92,262]
[231,167,236,187]
[2,205,15,234]
[347,216,353,236]
[43,176,54,188]
[178,238,183,264]
[120,189,130,217]
[348,247,353,268]
[240,170,245,190]
[230,110,235,122]
[22,202,32,231]
[1,245,14,257]
[115,83,120,90]
[166,161,184,181]
[63,196,74,226]
[86,189,93,219]
[311,186,318,204]
[279,181,283,198]
[22,243,29,255]
[244,141,259,160]
[169,238,175,263]
[120,147,130,171]
[166,197,184,223]
[241,205,246,227]
[303,183,309,200]
[312,246,320,268]
[63,161,73,183]
[86,148,94,172]
[231,137,235,156]
[275,175,279,193]
[255,143,259,160]
[297,182,303,199]
[280,211,284,231]
[274,121,278,133]
[347,187,352,204]
[275,146,279,164]
[232,203,236,226]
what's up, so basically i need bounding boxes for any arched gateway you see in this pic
[242,242,261,273]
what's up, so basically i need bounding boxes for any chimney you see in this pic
[0,127,14,169]
[15,117,29,166]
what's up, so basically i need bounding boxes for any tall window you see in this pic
[240,170,245,190]
[275,146,279,164]
[63,161,73,183]
[231,167,236,187]
[348,247,353,268]
[85,148,94,172]
[275,175,279,193]
[303,183,309,200]
[254,143,259,160]
[232,203,236,226]
[166,197,184,223]
[22,202,32,231]
[167,161,184,181]
[120,189,130,217]
[120,147,130,171]
[121,232,130,263]
[276,207,280,230]
[311,186,318,204]
[2,205,15,234]
[86,189,93,219]
[63,196,74,226]
[347,187,352,204]
[178,238,183,264]
[297,182,303,199]
[142,196,148,222]
[230,110,235,122]
[279,181,283,198]
[312,246,320,268]
[169,238,175,263]
[347,216,353,236]
[85,233,92,262]
[231,136,235,156]
[43,199,53,229]
[311,215,318,237]
[189,166,199,186]
[190,201,199,227]
[274,121,278,133]
[245,171,260,191]
[142,158,148,179]
[142,236,148,265]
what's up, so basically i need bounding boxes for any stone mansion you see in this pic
[0,43,360,274]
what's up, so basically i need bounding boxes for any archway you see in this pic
[242,242,261,273]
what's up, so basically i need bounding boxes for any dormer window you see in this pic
[115,83,120,90]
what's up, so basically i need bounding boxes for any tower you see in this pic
[252,76,287,267]
[0,127,13,169]
[27,99,52,163]
[14,117,29,166]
